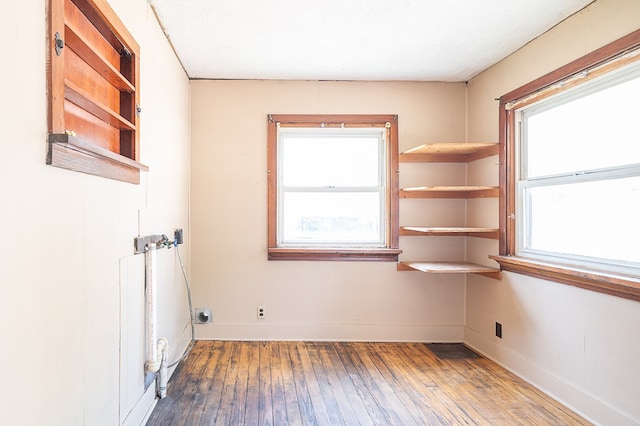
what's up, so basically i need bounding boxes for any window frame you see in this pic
[492,29,640,302]
[267,114,401,261]
[277,126,387,248]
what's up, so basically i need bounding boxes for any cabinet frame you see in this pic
[47,0,147,184]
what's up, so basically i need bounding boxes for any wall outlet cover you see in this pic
[195,308,213,324]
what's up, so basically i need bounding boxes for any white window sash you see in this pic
[515,61,640,272]
[276,127,387,248]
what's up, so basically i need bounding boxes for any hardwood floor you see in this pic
[146,341,590,425]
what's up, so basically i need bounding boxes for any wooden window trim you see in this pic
[490,255,640,302]
[267,114,400,261]
[495,29,640,301]
[47,0,147,184]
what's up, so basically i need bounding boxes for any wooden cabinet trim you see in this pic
[47,0,146,183]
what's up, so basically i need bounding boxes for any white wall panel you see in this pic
[466,1,640,424]
[0,0,190,424]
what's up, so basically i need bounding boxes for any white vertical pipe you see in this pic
[157,338,169,398]
[145,245,161,373]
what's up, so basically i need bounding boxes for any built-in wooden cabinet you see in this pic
[47,0,147,184]
[397,143,501,279]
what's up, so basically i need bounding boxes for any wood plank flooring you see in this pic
[146,341,590,425]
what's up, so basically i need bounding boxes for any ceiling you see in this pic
[148,0,594,82]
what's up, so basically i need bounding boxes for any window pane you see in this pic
[282,135,381,187]
[282,192,382,244]
[526,75,640,178]
[525,176,640,263]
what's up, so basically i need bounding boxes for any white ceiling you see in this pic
[148,0,594,82]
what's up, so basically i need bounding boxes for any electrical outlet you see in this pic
[257,305,265,319]
[195,308,213,324]
[174,228,184,245]
[495,322,502,339]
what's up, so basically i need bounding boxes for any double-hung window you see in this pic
[517,67,640,268]
[267,115,401,261]
[494,30,640,301]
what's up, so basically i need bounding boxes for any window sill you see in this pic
[489,255,640,302]
[268,247,402,262]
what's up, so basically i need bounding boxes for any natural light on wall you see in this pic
[517,61,640,269]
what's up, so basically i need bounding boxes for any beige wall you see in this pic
[0,0,190,425]
[466,0,640,424]
[3,0,638,424]
[190,80,476,342]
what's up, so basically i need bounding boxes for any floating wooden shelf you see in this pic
[400,143,498,163]
[398,261,501,280]
[397,142,500,279]
[400,226,499,239]
[400,186,499,199]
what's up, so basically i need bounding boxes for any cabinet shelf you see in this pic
[398,261,501,280]
[400,185,499,199]
[64,20,136,93]
[47,133,148,184]
[48,0,142,183]
[65,80,136,131]
[400,143,498,163]
[400,226,499,239]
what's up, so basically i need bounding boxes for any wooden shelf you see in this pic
[64,21,136,92]
[65,80,136,130]
[400,143,498,163]
[400,226,499,239]
[397,143,500,279]
[400,186,499,199]
[47,133,148,184]
[398,261,501,280]
[48,0,142,183]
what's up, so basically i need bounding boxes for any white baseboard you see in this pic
[121,385,156,426]
[197,322,464,343]
[464,326,638,426]
[120,333,192,426]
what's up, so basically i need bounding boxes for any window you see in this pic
[494,29,640,301]
[518,71,640,267]
[267,115,401,261]
[47,0,147,184]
